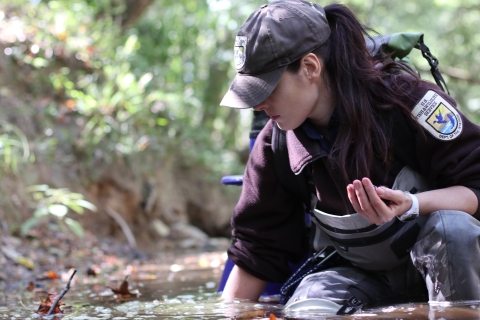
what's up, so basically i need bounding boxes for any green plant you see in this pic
[21,184,97,237]
[0,121,33,175]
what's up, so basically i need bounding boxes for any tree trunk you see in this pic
[121,0,155,29]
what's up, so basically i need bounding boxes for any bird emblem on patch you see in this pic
[427,103,457,134]
[412,90,463,141]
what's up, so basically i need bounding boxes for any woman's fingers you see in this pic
[354,180,372,211]
[363,178,390,211]
[347,181,370,212]
[349,179,378,224]
[347,178,391,225]
[347,183,360,211]
[361,178,388,224]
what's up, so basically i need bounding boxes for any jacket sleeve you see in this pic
[227,120,308,283]
[410,84,480,219]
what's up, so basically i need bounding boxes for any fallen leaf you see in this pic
[257,314,283,320]
[108,276,137,298]
[86,266,99,277]
[27,281,47,293]
[235,310,267,319]
[17,256,36,270]
[36,293,64,315]
[1,246,36,269]
[37,270,59,280]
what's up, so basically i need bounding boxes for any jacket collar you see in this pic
[285,125,328,174]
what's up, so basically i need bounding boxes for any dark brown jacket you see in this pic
[228,81,480,283]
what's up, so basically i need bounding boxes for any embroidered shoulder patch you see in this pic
[411,90,463,141]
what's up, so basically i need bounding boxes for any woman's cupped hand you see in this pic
[346,177,412,225]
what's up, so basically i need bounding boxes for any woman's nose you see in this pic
[253,100,267,111]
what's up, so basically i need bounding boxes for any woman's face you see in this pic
[253,56,333,131]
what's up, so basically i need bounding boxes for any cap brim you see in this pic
[220,65,287,109]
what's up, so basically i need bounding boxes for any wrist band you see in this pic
[403,192,418,214]
[398,191,420,222]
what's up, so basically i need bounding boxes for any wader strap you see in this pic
[336,297,364,315]
[279,247,343,304]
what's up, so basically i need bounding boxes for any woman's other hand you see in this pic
[220,265,267,302]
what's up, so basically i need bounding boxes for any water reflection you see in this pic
[1,251,480,319]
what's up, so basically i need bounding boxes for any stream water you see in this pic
[2,251,480,319]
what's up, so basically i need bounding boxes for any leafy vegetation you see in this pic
[0,121,32,175]
[21,184,97,237]
[349,0,480,122]
[1,0,262,178]
[21,185,97,237]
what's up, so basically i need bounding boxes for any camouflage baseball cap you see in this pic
[220,0,330,109]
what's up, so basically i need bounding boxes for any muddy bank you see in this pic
[0,85,240,293]
[84,159,240,249]
[0,158,236,290]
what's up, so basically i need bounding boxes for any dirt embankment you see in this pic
[1,151,239,252]
[0,75,242,286]
[85,159,239,249]
[0,155,238,286]
[1,88,241,248]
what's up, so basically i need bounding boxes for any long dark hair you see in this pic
[289,4,420,184]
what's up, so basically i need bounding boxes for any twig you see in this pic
[104,205,137,249]
[20,300,35,312]
[46,269,77,316]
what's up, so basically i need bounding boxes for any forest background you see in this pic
[0,0,479,255]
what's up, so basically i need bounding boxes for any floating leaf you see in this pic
[38,270,59,280]
[36,293,64,315]
[108,276,137,298]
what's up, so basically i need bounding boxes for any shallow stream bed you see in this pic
[2,251,480,319]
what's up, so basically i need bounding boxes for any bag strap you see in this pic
[367,32,449,94]
[416,36,450,94]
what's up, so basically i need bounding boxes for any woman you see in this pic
[220,0,480,307]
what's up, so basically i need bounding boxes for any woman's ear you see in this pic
[300,53,322,82]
